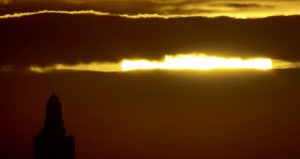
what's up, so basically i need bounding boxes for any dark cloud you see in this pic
[222,3,274,9]
[1,13,300,68]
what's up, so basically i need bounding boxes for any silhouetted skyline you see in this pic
[33,93,75,159]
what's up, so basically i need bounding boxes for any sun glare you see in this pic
[121,54,273,71]
[28,54,283,73]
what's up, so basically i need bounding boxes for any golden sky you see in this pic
[1,1,300,159]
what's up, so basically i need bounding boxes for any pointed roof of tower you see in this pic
[47,92,61,105]
[44,92,65,133]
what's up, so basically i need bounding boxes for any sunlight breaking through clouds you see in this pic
[26,53,300,73]
[121,54,273,71]
[27,53,300,73]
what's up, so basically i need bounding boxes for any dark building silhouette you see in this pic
[33,93,75,159]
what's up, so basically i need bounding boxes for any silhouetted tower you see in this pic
[33,93,75,159]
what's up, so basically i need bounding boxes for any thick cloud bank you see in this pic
[0,12,300,68]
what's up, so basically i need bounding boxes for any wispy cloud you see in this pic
[0,10,110,19]
[0,8,299,20]
[29,62,122,73]
[1,0,300,18]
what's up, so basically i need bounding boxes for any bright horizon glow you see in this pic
[121,54,273,71]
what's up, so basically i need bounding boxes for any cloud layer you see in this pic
[1,12,300,69]
[1,0,300,18]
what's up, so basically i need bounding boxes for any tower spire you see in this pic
[44,93,65,132]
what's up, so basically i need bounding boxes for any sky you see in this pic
[1,0,300,159]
